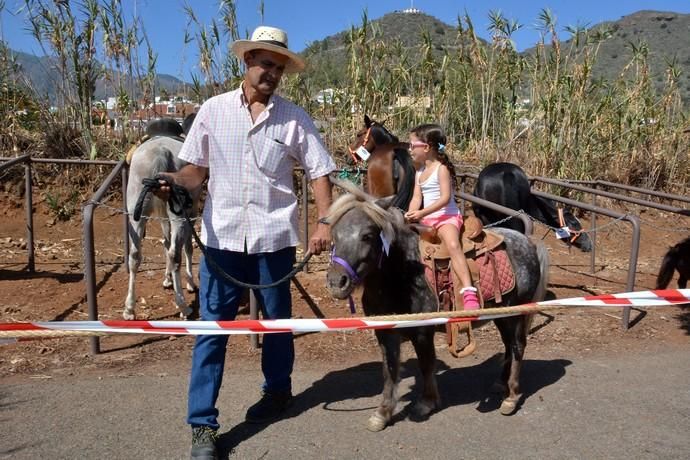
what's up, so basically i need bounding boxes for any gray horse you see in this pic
[124,116,201,320]
[324,179,549,431]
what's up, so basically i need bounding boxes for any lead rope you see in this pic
[136,176,312,290]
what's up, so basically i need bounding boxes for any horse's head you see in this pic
[558,208,593,252]
[323,179,400,299]
[349,115,399,160]
[529,194,592,252]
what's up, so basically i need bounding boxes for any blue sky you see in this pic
[1,0,689,79]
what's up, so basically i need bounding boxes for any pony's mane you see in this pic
[372,122,398,144]
[326,178,403,243]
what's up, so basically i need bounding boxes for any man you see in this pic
[155,26,335,460]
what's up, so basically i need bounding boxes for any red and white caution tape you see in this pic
[1,289,689,343]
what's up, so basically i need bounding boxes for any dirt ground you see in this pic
[1,187,689,381]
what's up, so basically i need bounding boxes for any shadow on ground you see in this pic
[216,354,571,458]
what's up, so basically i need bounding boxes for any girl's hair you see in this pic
[409,123,457,183]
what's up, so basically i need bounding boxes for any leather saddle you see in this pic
[125,118,186,164]
[418,215,515,358]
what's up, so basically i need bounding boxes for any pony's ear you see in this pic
[364,114,372,128]
[374,195,396,210]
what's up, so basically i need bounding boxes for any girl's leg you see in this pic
[436,224,480,310]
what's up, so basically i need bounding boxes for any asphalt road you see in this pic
[2,345,689,460]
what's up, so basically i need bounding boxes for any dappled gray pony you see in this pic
[324,179,549,431]
[124,116,201,320]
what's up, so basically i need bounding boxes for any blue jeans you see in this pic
[187,246,296,430]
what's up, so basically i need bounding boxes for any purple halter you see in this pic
[330,247,360,314]
[330,245,387,314]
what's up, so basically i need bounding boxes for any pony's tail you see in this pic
[532,238,550,303]
[150,147,176,177]
[656,245,679,289]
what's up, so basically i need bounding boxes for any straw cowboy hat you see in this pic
[231,26,306,73]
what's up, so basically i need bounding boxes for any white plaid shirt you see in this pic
[178,85,335,253]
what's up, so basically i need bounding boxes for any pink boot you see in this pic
[461,287,480,310]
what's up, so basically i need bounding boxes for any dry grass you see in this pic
[1,2,688,193]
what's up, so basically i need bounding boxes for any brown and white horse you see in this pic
[348,115,416,210]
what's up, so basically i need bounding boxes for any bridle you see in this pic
[348,127,371,163]
[329,236,386,313]
[557,207,584,245]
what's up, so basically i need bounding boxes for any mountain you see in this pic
[4,47,188,105]
[304,9,690,105]
[523,10,690,104]
[301,10,471,87]
[6,9,690,105]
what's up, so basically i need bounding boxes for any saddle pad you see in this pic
[477,248,515,302]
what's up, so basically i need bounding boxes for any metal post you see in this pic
[81,160,126,354]
[82,203,100,354]
[622,215,641,330]
[24,161,35,272]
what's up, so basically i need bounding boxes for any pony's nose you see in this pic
[336,274,349,289]
[326,270,352,298]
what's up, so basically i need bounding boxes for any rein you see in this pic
[135,176,312,290]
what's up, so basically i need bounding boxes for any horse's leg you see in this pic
[124,217,146,320]
[409,326,440,420]
[161,218,173,289]
[368,330,401,432]
[493,316,529,415]
[679,276,687,289]
[183,236,196,293]
[168,219,192,318]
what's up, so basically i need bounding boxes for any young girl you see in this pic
[404,124,480,310]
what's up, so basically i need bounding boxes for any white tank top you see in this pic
[417,164,459,217]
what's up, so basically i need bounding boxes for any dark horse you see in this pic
[473,162,593,252]
[349,115,416,210]
[656,236,690,289]
[324,179,549,431]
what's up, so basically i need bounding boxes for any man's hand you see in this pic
[151,173,174,201]
[308,222,331,255]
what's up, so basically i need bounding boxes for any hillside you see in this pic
[301,10,468,87]
[304,9,690,105]
[4,9,689,106]
[4,47,187,105]
[524,10,690,104]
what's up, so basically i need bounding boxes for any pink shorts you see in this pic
[421,213,463,231]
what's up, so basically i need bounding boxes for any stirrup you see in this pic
[447,323,476,358]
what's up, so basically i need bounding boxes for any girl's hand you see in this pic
[404,210,424,223]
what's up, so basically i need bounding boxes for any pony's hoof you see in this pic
[409,398,440,421]
[163,278,173,289]
[178,306,193,319]
[499,396,521,416]
[123,309,135,320]
[366,413,388,432]
[185,283,197,293]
